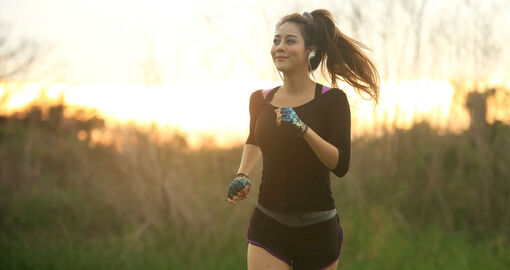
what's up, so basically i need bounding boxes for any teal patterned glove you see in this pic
[227,173,251,199]
[280,107,308,137]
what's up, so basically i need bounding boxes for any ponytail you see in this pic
[277,9,380,106]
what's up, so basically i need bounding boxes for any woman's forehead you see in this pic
[275,22,302,38]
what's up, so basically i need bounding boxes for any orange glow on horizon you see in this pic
[1,79,509,149]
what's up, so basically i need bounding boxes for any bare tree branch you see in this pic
[0,23,41,82]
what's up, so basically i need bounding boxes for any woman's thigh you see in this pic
[246,207,293,269]
[247,243,291,270]
[323,257,339,270]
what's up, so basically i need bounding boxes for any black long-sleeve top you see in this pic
[246,83,351,213]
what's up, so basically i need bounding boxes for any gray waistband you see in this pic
[256,202,337,227]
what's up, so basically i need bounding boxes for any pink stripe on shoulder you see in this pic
[321,86,332,94]
[264,88,273,95]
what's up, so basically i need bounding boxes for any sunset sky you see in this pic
[1,0,509,148]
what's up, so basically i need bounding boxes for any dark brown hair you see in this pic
[277,9,380,105]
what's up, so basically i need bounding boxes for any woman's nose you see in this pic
[275,42,284,51]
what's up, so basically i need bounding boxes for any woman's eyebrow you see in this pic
[274,34,298,38]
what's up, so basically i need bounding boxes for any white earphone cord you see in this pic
[308,51,316,80]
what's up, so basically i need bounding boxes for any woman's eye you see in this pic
[287,40,295,44]
[273,39,279,44]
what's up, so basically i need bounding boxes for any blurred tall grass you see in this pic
[1,86,509,269]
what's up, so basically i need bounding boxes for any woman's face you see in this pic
[271,22,308,73]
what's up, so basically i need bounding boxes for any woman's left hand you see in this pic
[275,107,307,137]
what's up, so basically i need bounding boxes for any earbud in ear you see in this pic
[308,51,316,59]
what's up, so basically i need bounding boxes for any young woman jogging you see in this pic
[227,9,379,270]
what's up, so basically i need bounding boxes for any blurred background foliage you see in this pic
[1,85,509,269]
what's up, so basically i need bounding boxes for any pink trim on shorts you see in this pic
[246,224,292,266]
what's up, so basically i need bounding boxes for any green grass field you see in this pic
[2,183,509,269]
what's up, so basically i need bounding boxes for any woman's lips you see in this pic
[275,56,288,60]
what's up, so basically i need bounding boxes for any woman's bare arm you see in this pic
[301,127,338,170]
[237,144,262,177]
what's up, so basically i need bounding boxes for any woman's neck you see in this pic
[281,69,316,95]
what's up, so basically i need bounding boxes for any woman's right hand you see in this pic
[226,174,251,204]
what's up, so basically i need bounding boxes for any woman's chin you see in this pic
[275,65,290,73]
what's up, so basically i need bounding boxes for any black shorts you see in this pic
[246,206,343,270]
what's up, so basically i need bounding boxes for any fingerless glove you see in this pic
[227,173,251,199]
[280,107,308,137]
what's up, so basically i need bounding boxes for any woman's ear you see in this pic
[308,46,318,57]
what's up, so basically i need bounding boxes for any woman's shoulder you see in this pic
[249,89,265,102]
[250,86,279,101]
[321,87,349,108]
[322,86,346,96]
[248,89,269,109]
